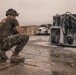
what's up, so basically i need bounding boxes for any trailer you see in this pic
[50,12,76,47]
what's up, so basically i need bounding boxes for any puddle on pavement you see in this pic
[52,71,68,75]
[50,48,76,75]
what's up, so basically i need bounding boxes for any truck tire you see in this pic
[66,36,74,44]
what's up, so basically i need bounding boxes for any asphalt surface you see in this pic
[0,36,76,75]
[0,36,52,75]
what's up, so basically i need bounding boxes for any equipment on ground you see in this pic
[50,12,76,47]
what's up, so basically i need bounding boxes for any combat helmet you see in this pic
[6,8,19,16]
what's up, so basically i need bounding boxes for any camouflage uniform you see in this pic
[0,34,29,53]
[0,8,29,59]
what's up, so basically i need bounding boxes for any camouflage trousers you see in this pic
[0,34,29,53]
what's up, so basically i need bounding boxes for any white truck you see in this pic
[36,24,51,35]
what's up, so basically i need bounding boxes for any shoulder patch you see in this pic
[0,18,7,26]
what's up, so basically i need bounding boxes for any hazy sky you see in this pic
[0,0,76,26]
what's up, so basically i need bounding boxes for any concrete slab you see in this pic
[0,36,76,75]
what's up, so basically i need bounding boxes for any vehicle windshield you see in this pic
[40,25,47,28]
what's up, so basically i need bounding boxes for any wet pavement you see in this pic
[0,36,76,75]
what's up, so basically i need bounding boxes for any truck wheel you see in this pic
[66,36,74,44]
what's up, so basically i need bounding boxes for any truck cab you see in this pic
[36,24,51,35]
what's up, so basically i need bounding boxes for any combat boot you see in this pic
[0,50,8,59]
[11,51,25,60]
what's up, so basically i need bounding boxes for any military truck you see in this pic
[50,12,76,47]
